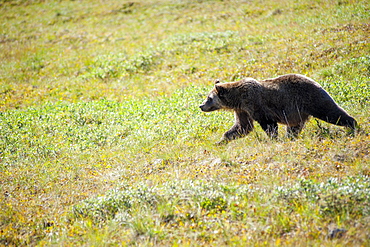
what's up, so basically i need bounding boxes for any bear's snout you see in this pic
[199,104,206,111]
[200,103,211,112]
[199,103,218,112]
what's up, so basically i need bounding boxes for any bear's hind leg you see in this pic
[311,109,357,131]
[307,95,358,131]
[259,121,278,139]
[334,115,358,130]
[286,122,305,139]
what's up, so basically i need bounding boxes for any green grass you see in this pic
[0,0,369,246]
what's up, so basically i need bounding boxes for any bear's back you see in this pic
[260,74,323,98]
[261,74,321,89]
[258,74,333,114]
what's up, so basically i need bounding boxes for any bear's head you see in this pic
[199,79,235,112]
[199,78,261,112]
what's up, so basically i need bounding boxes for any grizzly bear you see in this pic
[199,74,357,143]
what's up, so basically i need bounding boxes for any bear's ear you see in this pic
[215,84,227,96]
[214,79,221,84]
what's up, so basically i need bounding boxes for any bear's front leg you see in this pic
[218,110,254,144]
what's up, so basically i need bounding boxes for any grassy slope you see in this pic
[0,0,369,246]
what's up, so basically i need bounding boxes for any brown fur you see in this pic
[200,74,357,143]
